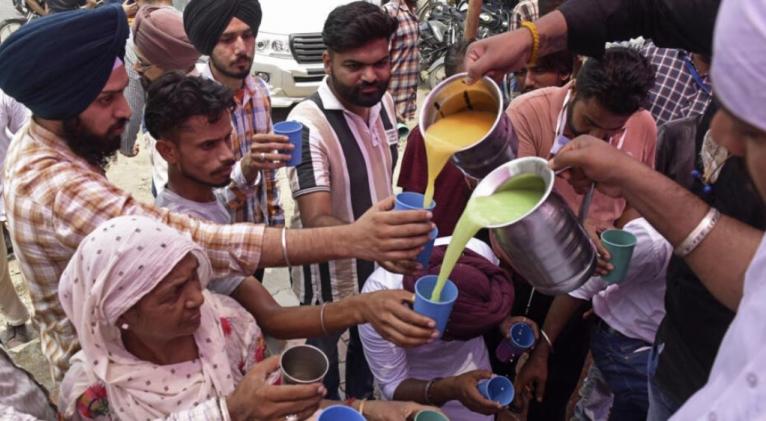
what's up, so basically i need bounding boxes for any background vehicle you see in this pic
[1,0,44,44]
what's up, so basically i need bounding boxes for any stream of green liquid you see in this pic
[430,174,546,301]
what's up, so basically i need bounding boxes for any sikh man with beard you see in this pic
[286,1,402,400]
[183,0,289,264]
[0,4,437,383]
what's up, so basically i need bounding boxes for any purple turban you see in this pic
[403,245,515,341]
[712,0,766,132]
[134,6,200,72]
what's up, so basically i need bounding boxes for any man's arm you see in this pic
[551,137,762,310]
[514,294,586,403]
[232,277,435,346]
[52,168,433,280]
[465,0,719,82]
[559,0,718,57]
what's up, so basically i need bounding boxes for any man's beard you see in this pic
[330,73,389,108]
[62,117,126,170]
[211,53,253,80]
[565,98,587,137]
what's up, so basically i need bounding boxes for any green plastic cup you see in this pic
[414,410,449,421]
[600,229,637,284]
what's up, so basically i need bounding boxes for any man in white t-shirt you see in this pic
[146,70,441,355]
[361,236,537,420]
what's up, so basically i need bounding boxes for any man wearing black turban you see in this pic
[183,0,262,56]
[184,0,292,242]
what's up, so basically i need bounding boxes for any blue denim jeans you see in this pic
[646,343,683,421]
[306,326,374,400]
[590,320,652,421]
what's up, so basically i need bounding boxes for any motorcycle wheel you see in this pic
[427,62,446,90]
[0,19,25,44]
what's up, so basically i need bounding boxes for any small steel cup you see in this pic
[279,344,329,385]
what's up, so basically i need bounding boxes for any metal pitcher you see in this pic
[473,157,597,295]
[419,72,516,180]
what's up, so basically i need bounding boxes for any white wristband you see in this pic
[674,207,721,257]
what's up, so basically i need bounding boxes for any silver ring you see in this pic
[259,152,266,161]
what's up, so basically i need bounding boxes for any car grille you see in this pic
[290,33,325,64]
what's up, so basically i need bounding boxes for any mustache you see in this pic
[109,119,129,132]
[214,159,236,174]
[232,54,253,63]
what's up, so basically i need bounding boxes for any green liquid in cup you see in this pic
[431,174,546,301]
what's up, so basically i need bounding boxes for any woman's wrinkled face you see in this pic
[119,254,205,342]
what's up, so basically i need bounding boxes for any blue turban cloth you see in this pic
[0,4,129,120]
[183,0,262,55]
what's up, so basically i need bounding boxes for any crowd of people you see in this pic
[0,0,763,419]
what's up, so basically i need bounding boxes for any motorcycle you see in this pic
[418,0,513,89]
[419,1,463,89]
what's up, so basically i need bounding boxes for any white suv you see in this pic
[252,0,382,110]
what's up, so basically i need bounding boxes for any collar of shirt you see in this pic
[317,77,386,145]
[28,120,105,175]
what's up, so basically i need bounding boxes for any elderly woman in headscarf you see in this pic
[58,216,436,421]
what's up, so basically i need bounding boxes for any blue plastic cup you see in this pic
[477,376,515,406]
[600,229,638,284]
[413,275,458,338]
[317,405,365,421]
[495,322,536,362]
[414,410,449,421]
[395,191,436,211]
[273,121,303,167]
[417,227,439,267]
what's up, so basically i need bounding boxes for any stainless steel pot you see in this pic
[419,72,516,180]
[473,157,596,295]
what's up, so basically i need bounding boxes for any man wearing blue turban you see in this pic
[0,1,436,388]
[0,5,130,169]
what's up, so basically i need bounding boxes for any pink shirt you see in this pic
[507,84,657,226]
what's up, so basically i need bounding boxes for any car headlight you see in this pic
[256,32,292,59]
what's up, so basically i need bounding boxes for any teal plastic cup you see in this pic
[600,229,637,284]
[414,410,449,421]
[395,191,436,211]
[413,275,458,338]
[477,376,514,406]
[317,405,365,421]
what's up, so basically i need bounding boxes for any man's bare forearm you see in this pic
[258,225,353,267]
[536,11,569,57]
[620,163,762,310]
[233,277,367,339]
[534,294,586,359]
[394,378,456,406]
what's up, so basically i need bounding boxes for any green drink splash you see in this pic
[430,174,546,302]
